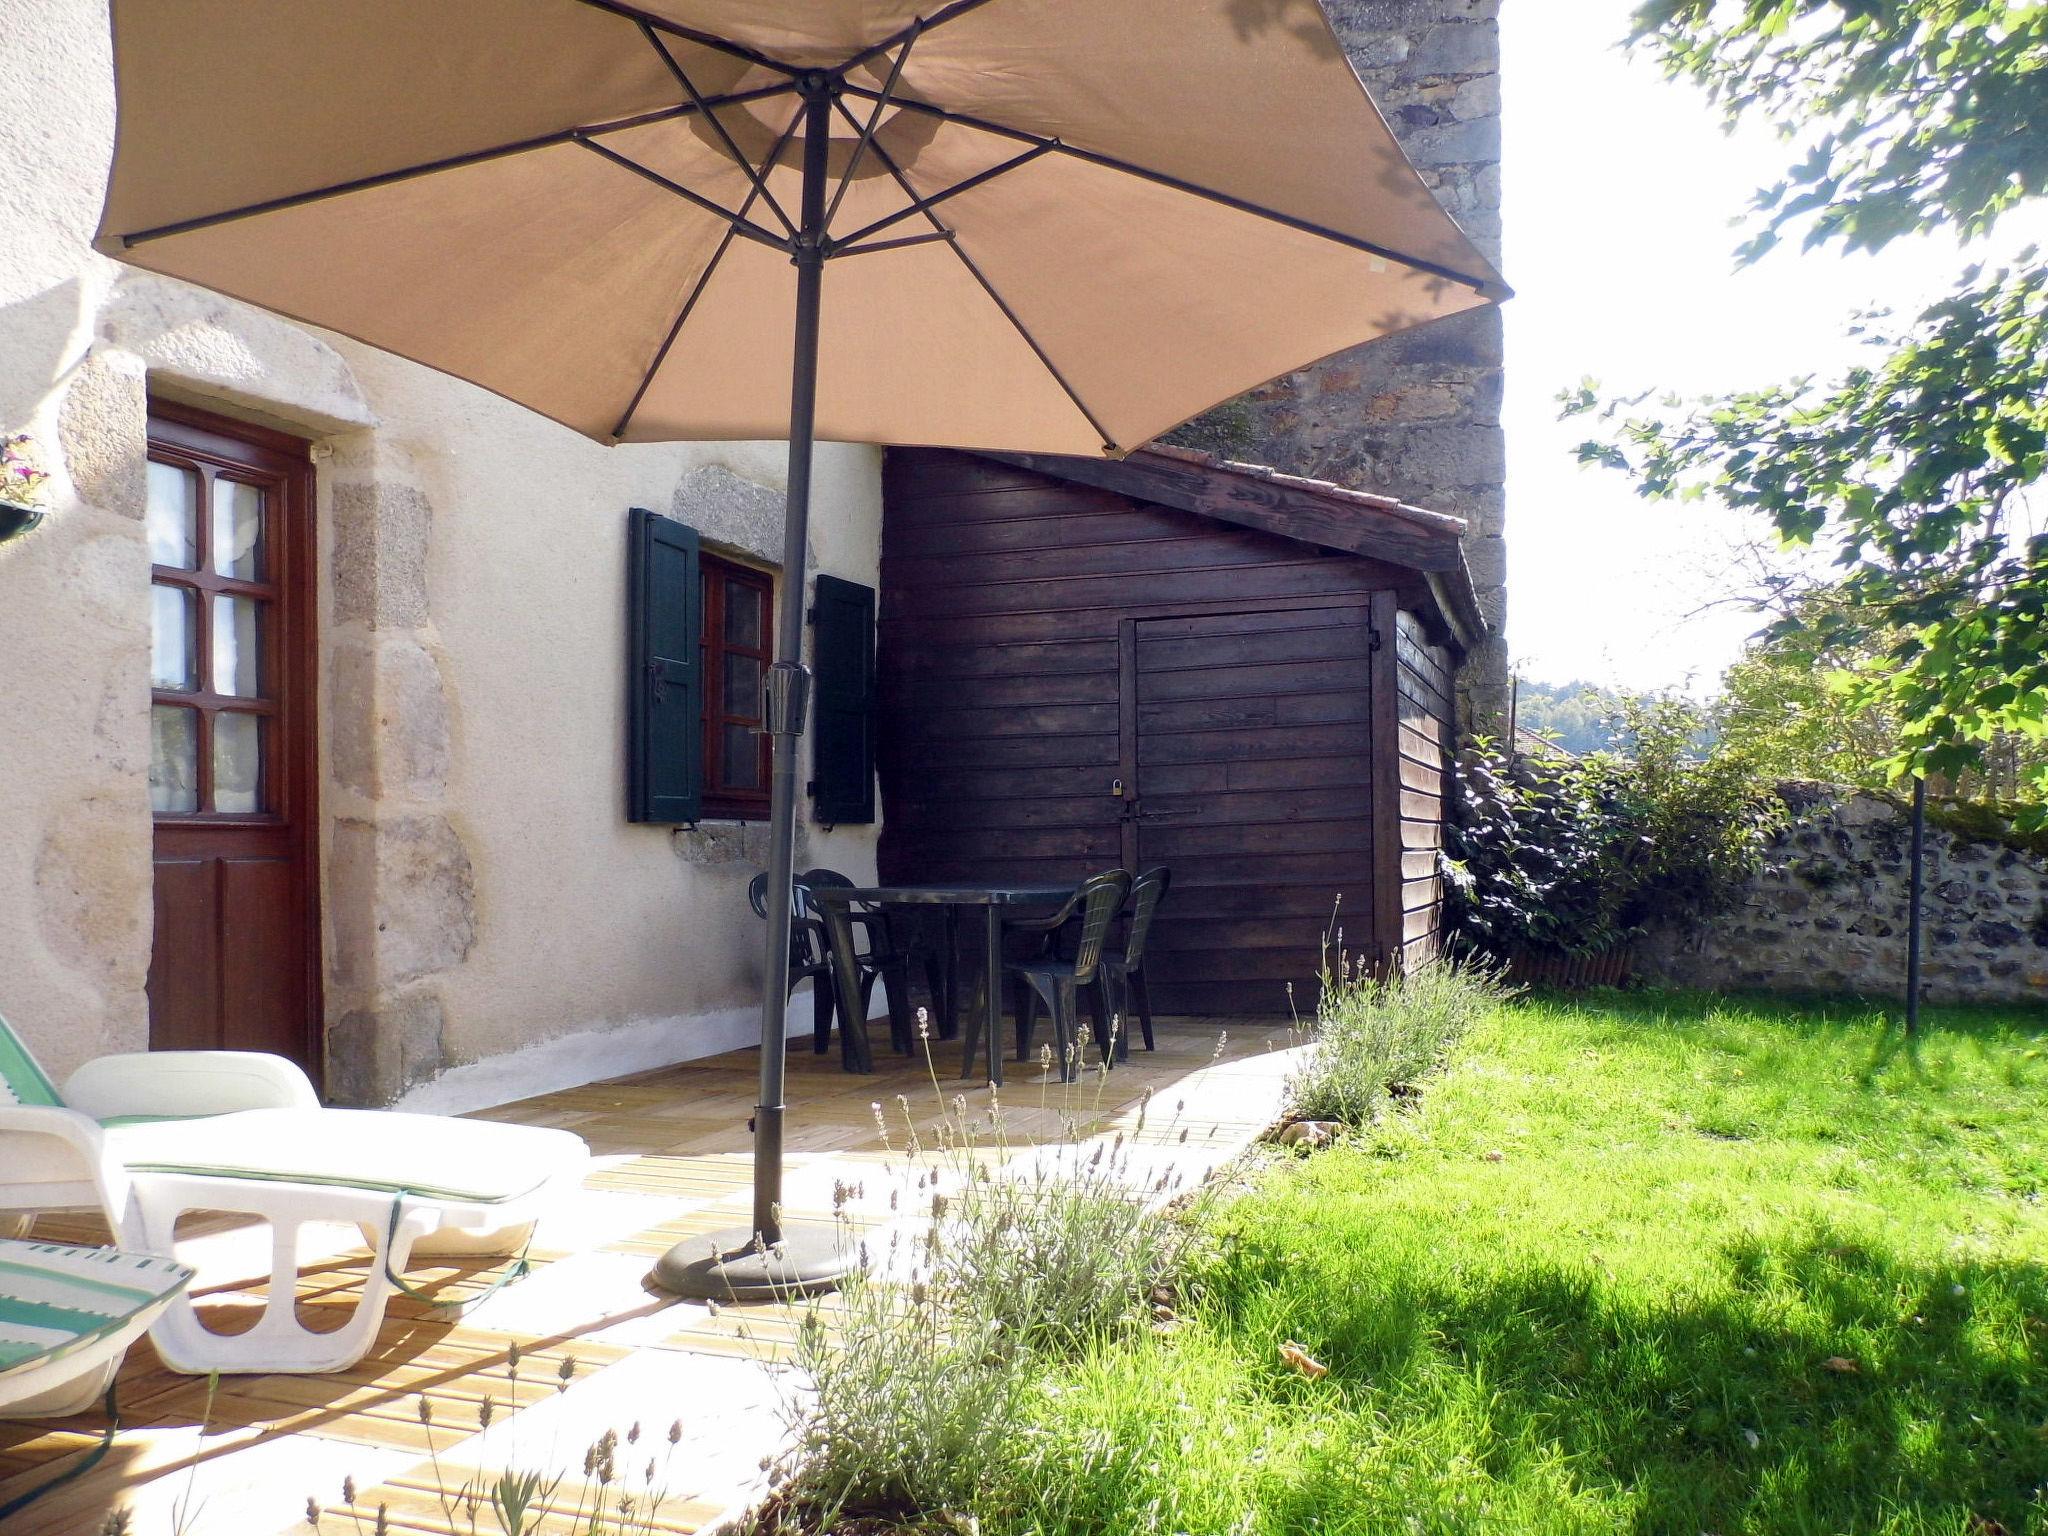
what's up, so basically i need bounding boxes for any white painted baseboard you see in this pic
[391,990,823,1117]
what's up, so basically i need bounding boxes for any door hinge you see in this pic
[1368,625,1384,653]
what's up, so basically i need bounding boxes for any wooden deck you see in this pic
[1,1018,1297,1535]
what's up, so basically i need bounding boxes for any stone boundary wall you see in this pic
[1638,783,2048,1007]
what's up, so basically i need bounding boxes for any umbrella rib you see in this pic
[944,240,1120,454]
[636,19,799,239]
[830,141,1058,251]
[832,229,957,259]
[115,89,793,248]
[835,0,1007,76]
[840,85,1501,295]
[847,111,1120,453]
[569,0,804,77]
[610,230,733,441]
[822,25,921,237]
[575,138,793,252]
[610,107,806,441]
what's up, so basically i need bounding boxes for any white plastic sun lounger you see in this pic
[0,1239,195,1523]
[0,1017,587,1376]
[0,1238,193,1418]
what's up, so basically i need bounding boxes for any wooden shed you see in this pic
[875,446,1485,1016]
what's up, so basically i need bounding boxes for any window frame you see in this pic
[146,413,302,823]
[699,550,775,822]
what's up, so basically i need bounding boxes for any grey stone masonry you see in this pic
[1639,783,2048,1007]
[1178,0,1509,728]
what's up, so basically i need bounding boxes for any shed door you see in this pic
[145,403,322,1082]
[1122,603,1376,1015]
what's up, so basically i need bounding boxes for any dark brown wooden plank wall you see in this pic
[1127,606,1375,1015]
[1393,607,1455,968]
[880,449,1424,1015]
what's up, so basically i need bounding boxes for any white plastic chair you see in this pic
[0,1017,587,1376]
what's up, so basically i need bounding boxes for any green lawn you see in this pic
[1000,991,2048,1536]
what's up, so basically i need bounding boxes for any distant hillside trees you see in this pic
[1514,679,1718,760]
[1513,680,1623,756]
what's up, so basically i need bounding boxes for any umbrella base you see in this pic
[647,1222,853,1302]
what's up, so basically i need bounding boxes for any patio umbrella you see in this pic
[95,0,1506,1298]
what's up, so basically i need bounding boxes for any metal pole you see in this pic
[652,72,850,1300]
[1906,774,1926,1036]
[750,74,832,1244]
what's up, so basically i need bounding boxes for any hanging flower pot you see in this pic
[0,503,43,544]
[0,432,51,545]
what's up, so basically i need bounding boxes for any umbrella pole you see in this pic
[653,74,852,1301]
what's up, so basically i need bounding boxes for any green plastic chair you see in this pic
[1100,865,1172,1059]
[1005,869,1130,1082]
[801,868,920,1056]
[747,871,843,1063]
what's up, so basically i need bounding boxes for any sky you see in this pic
[1497,1,2048,696]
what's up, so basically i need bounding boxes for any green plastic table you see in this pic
[805,882,1072,1083]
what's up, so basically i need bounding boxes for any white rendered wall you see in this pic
[0,0,884,1105]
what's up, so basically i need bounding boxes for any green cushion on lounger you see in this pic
[0,1238,194,1380]
[104,1109,585,1205]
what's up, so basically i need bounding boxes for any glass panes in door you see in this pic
[213,480,265,579]
[147,452,275,816]
[149,704,199,813]
[146,461,198,569]
[150,584,197,690]
[212,595,261,696]
[212,712,264,814]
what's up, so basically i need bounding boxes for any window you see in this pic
[626,508,869,828]
[146,436,289,818]
[699,552,773,820]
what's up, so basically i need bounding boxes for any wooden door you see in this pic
[1121,602,1378,1015]
[145,402,321,1081]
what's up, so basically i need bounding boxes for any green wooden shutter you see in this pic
[627,508,702,824]
[809,573,876,825]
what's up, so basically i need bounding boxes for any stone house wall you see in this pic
[2,0,1510,1109]
[1638,784,2048,1007]
[1189,0,1508,727]
[0,0,882,1109]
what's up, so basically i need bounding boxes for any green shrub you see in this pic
[781,1268,1021,1527]
[1286,954,1507,1127]
[940,1146,1181,1359]
[1444,697,1781,959]
[766,1062,1217,1532]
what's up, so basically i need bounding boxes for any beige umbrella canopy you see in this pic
[98,0,1504,1297]
[96,0,1502,455]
